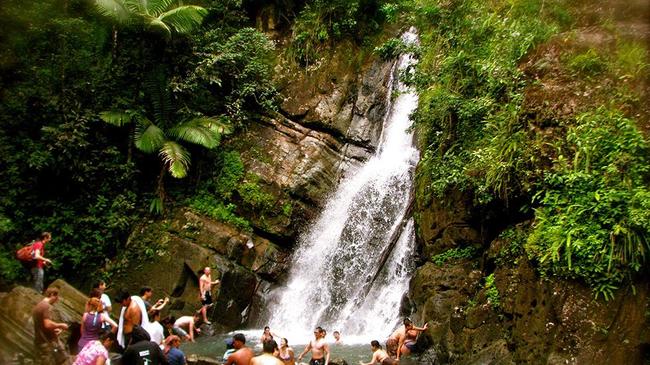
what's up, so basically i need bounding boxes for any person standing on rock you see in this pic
[199,267,219,324]
[297,326,330,365]
[31,232,53,293]
[92,280,113,329]
[251,339,284,365]
[140,286,170,314]
[32,287,70,365]
[225,333,254,365]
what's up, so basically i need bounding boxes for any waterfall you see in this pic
[265,29,420,344]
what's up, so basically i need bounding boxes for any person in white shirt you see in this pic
[148,310,165,348]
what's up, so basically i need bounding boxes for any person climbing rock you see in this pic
[198,267,219,324]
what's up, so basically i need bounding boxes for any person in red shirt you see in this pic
[32,232,53,293]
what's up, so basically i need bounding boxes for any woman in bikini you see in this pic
[277,337,295,365]
[360,340,396,365]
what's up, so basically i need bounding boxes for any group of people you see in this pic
[31,263,222,365]
[221,317,427,365]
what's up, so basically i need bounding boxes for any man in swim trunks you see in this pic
[199,267,220,324]
[386,317,428,360]
[297,326,330,365]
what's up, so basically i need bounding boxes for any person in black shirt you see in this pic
[122,325,169,365]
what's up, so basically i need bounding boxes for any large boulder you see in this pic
[109,209,290,329]
[0,280,87,362]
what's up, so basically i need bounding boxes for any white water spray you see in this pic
[264,29,420,345]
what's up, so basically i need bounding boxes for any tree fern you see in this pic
[134,119,165,153]
[159,141,190,178]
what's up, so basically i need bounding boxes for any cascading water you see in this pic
[264,29,420,344]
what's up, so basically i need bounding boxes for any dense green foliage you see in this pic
[431,246,478,266]
[0,0,277,286]
[410,0,650,298]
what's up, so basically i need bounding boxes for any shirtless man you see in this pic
[115,290,146,348]
[297,327,330,365]
[225,333,254,365]
[251,339,283,365]
[199,267,220,324]
[386,318,428,360]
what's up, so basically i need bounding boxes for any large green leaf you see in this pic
[159,141,190,178]
[125,0,173,17]
[158,6,208,34]
[168,117,227,149]
[147,17,172,38]
[99,110,134,127]
[95,0,132,24]
[134,119,165,153]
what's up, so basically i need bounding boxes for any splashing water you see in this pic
[263,29,420,346]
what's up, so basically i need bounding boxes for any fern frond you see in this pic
[159,141,190,178]
[134,118,165,153]
[169,117,226,149]
[144,67,173,126]
[158,6,208,34]
[99,110,134,126]
[95,0,131,24]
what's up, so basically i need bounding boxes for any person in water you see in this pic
[359,340,396,365]
[297,326,330,365]
[251,339,284,365]
[260,326,280,345]
[332,331,341,345]
[277,338,295,365]
[225,333,254,365]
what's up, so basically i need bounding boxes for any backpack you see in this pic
[15,242,35,263]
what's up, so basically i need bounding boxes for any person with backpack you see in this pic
[31,232,53,294]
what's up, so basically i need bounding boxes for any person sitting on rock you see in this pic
[359,340,395,365]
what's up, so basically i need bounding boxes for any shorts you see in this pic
[309,358,325,365]
[201,291,213,306]
[382,358,397,365]
[404,340,416,351]
[172,327,189,338]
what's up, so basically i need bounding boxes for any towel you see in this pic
[116,295,152,347]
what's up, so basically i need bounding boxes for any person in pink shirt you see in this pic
[74,331,115,365]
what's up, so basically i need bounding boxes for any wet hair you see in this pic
[371,340,382,349]
[403,318,413,326]
[263,339,278,353]
[139,286,152,296]
[315,326,324,333]
[333,331,340,335]
[233,333,246,344]
[45,287,59,298]
[86,297,104,312]
[281,338,288,346]
[130,325,151,343]
[114,290,130,303]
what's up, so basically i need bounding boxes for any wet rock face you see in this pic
[109,209,291,330]
[410,187,650,363]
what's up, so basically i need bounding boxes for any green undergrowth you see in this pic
[432,246,479,266]
[411,0,650,299]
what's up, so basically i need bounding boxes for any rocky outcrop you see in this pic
[109,209,290,331]
[410,189,650,364]
[0,280,87,363]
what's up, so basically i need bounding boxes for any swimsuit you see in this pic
[309,359,324,365]
[201,291,213,305]
[279,352,291,361]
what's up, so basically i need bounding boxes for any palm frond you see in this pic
[126,0,174,17]
[95,0,131,24]
[134,118,166,153]
[168,117,227,149]
[99,110,135,126]
[147,17,172,38]
[158,6,208,34]
[205,116,235,135]
[144,67,173,126]
[159,141,190,178]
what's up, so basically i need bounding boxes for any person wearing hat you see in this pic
[224,333,253,365]
[222,338,236,361]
